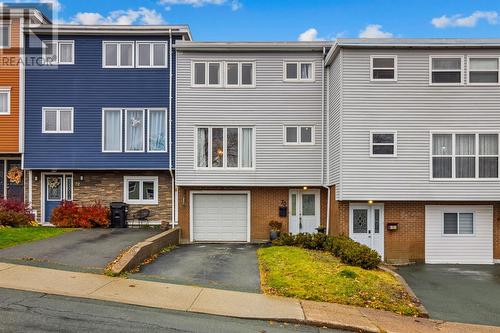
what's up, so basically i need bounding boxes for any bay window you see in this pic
[432,133,499,179]
[197,127,254,169]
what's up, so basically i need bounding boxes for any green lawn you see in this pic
[0,227,72,250]
[258,246,421,316]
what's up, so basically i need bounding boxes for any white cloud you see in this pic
[358,24,393,38]
[298,28,321,41]
[159,0,242,11]
[431,10,498,28]
[67,7,165,25]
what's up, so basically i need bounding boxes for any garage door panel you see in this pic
[192,193,248,242]
[425,205,493,264]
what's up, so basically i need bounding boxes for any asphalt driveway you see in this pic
[132,243,262,293]
[397,264,500,327]
[0,228,158,272]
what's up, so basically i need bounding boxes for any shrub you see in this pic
[269,220,282,231]
[0,210,32,227]
[51,201,110,228]
[273,233,381,270]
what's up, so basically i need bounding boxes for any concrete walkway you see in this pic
[0,262,499,333]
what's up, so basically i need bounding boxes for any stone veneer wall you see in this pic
[28,170,172,223]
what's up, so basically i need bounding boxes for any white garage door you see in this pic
[192,193,249,242]
[425,205,493,264]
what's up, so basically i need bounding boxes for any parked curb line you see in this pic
[108,227,180,275]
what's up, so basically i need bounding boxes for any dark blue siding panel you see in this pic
[24,34,180,169]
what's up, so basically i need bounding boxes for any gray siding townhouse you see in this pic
[175,42,330,243]
[326,39,500,265]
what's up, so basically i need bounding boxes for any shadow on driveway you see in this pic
[0,228,159,273]
[397,264,500,327]
[132,243,262,293]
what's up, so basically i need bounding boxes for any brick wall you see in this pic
[330,199,500,262]
[28,170,172,223]
[178,186,328,242]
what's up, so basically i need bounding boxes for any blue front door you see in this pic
[44,174,72,223]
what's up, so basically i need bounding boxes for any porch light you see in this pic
[368,200,374,205]
[80,175,84,181]
[303,186,308,190]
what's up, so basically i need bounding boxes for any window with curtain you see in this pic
[126,109,144,152]
[137,42,167,68]
[431,57,462,84]
[469,58,499,84]
[43,40,74,65]
[0,89,10,114]
[103,109,122,152]
[103,42,134,68]
[285,62,314,81]
[43,108,73,133]
[148,109,167,152]
[432,133,500,179]
[197,127,254,169]
[0,23,9,48]
[124,176,158,204]
[443,212,473,235]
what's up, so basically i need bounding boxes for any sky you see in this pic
[4,0,500,41]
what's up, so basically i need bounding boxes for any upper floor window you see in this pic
[42,107,74,133]
[226,62,255,87]
[370,131,396,157]
[103,41,134,68]
[148,109,168,152]
[136,42,168,68]
[432,132,499,179]
[430,56,463,85]
[370,56,397,81]
[0,88,10,115]
[468,57,500,85]
[193,62,222,87]
[284,126,314,145]
[196,127,254,169]
[0,22,10,48]
[102,109,122,152]
[284,62,314,81]
[125,109,145,152]
[124,176,158,205]
[43,40,75,65]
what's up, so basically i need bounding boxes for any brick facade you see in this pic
[178,186,328,243]
[28,170,172,223]
[329,189,500,262]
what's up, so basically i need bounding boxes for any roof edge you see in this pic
[174,41,331,51]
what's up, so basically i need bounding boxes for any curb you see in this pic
[379,265,430,318]
[108,227,180,275]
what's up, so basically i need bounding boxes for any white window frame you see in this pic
[429,55,464,86]
[136,41,168,68]
[283,61,315,82]
[124,109,146,153]
[0,21,11,49]
[101,108,123,153]
[191,61,223,87]
[43,40,75,65]
[42,107,74,134]
[467,56,500,86]
[283,125,315,145]
[370,130,397,157]
[430,131,500,181]
[442,211,475,237]
[102,41,135,68]
[123,176,159,205]
[370,55,397,82]
[225,61,256,88]
[147,108,168,153]
[0,87,11,115]
[195,126,256,170]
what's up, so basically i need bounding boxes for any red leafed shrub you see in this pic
[51,201,110,228]
[0,199,35,219]
[0,199,35,227]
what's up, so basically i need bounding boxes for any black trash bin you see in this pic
[110,202,129,228]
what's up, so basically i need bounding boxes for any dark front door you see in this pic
[44,174,74,223]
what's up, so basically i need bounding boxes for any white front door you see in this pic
[349,204,384,258]
[289,189,320,234]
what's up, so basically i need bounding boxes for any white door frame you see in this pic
[349,203,385,258]
[288,189,321,234]
[40,172,73,225]
[189,190,251,243]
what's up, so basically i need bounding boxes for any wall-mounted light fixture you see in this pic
[368,200,374,205]
[303,186,308,190]
[79,175,84,181]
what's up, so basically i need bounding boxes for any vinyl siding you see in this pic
[24,34,180,169]
[338,48,500,201]
[328,49,342,194]
[176,51,324,186]
[425,205,493,264]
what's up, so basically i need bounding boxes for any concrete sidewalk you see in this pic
[0,262,499,333]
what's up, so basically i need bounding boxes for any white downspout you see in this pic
[321,46,331,235]
[168,29,175,228]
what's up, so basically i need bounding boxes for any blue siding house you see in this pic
[24,25,191,224]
